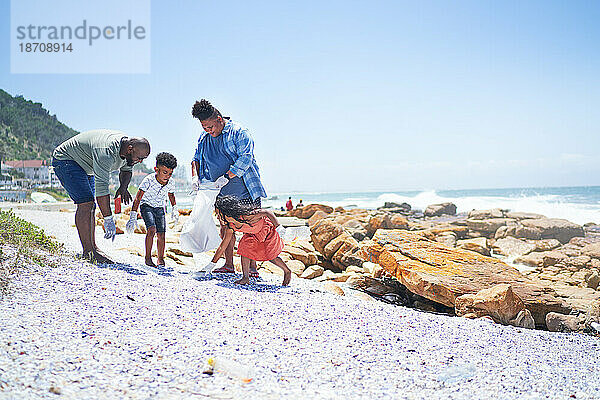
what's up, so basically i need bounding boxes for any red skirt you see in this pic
[237,218,284,261]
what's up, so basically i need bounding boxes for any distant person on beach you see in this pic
[286,197,293,211]
[190,99,267,276]
[200,195,291,285]
[296,199,304,208]
[52,130,150,264]
[127,153,178,267]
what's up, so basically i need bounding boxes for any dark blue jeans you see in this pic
[52,158,95,204]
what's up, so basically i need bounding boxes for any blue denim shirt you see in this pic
[192,119,267,201]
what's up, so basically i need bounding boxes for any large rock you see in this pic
[293,204,334,219]
[359,229,569,325]
[531,239,561,252]
[456,237,490,256]
[495,223,542,240]
[521,218,584,244]
[455,284,532,327]
[282,245,318,266]
[505,211,546,220]
[307,210,329,227]
[366,214,391,237]
[330,235,360,271]
[545,312,581,333]
[300,265,324,279]
[424,202,457,217]
[491,237,536,258]
[468,208,505,220]
[467,218,515,235]
[378,202,411,215]
[581,243,600,259]
[310,219,344,255]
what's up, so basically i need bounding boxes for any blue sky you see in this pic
[1,0,599,193]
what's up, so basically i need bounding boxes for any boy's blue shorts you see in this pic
[52,158,95,204]
[140,203,166,233]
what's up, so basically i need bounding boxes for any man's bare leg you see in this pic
[76,201,112,264]
[89,203,110,261]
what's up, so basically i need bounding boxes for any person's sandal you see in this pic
[249,270,259,278]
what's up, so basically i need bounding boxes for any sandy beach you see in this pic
[0,208,598,399]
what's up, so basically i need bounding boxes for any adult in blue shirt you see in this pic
[191,99,267,276]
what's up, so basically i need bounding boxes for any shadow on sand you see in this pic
[95,262,175,277]
[194,273,287,293]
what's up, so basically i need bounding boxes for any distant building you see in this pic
[3,159,52,184]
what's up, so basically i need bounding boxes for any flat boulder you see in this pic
[456,237,490,256]
[491,237,536,258]
[505,211,546,220]
[521,218,584,244]
[468,208,505,220]
[581,243,600,259]
[378,202,411,214]
[467,218,515,235]
[424,202,457,217]
[359,229,568,325]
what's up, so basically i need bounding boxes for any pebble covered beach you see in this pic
[1,210,599,399]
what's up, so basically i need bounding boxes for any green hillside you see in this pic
[0,89,78,161]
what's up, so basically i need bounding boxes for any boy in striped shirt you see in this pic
[127,152,178,267]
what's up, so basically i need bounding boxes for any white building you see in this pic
[2,159,52,185]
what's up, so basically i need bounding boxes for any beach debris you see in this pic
[437,364,476,384]
[205,357,254,383]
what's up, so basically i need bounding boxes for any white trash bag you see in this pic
[179,177,228,253]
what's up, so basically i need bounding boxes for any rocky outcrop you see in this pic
[424,202,457,217]
[359,229,569,325]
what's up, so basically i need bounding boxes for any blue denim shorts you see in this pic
[140,203,166,233]
[52,158,95,204]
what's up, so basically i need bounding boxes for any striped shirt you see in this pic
[138,173,175,208]
[192,119,267,201]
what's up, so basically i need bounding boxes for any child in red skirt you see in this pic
[202,195,292,286]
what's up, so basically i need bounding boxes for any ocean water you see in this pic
[177,186,600,225]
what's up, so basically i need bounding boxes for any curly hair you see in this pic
[191,99,221,121]
[155,152,178,170]
[215,195,258,225]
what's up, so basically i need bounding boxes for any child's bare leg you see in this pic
[156,232,166,266]
[249,259,258,275]
[270,257,292,286]
[220,224,235,269]
[145,227,156,267]
[235,256,251,285]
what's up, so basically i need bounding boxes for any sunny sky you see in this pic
[1,0,599,193]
